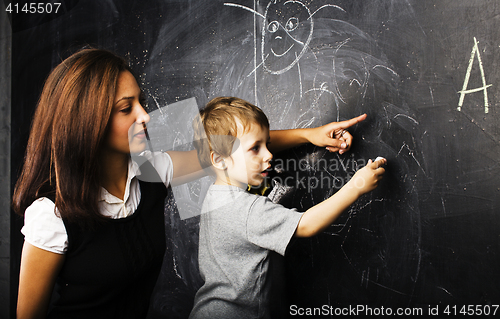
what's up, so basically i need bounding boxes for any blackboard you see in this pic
[9,0,500,318]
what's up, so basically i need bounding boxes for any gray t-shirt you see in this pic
[189,184,303,319]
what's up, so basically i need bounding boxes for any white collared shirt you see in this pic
[21,152,173,254]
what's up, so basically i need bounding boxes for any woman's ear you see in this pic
[211,152,226,170]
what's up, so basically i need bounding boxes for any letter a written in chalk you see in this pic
[458,37,492,113]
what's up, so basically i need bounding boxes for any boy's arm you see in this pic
[295,158,386,238]
[268,114,367,154]
[166,114,367,186]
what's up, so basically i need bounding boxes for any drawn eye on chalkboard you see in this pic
[285,17,298,31]
[267,21,279,33]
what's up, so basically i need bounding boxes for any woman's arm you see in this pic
[268,114,367,154]
[167,149,206,186]
[295,158,386,237]
[17,242,65,319]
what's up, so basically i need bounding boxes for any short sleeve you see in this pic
[137,151,174,187]
[151,151,174,187]
[246,196,303,256]
[21,198,68,254]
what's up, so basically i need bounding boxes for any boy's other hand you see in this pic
[347,157,386,196]
[308,114,367,154]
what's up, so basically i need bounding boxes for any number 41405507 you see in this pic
[6,3,62,14]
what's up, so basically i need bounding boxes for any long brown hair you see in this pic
[12,48,133,226]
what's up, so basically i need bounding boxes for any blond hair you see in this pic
[193,97,269,168]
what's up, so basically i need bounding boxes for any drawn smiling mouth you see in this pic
[271,44,294,57]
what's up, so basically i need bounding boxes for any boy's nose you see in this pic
[263,148,273,163]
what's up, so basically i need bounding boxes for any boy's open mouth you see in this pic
[260,164,271,177]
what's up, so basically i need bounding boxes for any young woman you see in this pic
[12,48,206,319]
[13,48,365,319]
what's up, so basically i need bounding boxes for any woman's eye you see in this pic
[120,105,132,113]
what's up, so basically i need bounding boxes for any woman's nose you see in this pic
[136,105,150,124]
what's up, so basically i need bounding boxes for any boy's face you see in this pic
[217,123,272,188]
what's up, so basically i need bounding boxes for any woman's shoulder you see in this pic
[26,197,56,212]
[132,151,173,186]
[23,197,60,223]
[22,197,67,254]
[24,197,64,228]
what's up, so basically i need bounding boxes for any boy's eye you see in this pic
[251,145,259,152]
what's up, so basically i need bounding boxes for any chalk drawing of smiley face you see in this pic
[262,0,313,75]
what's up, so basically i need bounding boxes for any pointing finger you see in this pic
[336,114,367,130]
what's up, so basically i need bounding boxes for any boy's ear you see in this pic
[211,152,226,170]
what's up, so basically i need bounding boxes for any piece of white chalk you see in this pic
[375,156,385,162]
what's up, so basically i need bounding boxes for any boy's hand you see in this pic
[296,156,386,238]
[347,157,386,196]
[307,114,367,154]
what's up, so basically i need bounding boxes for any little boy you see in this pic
[190,97,385,319]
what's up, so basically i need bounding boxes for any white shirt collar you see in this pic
[99,158,140,204]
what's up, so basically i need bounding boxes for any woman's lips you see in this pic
[134,132,146,139]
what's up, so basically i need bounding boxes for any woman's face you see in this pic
[105,70,150,156]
